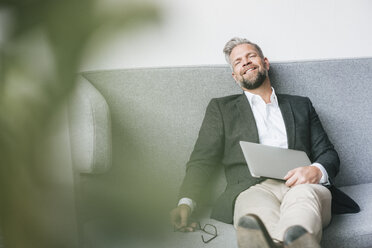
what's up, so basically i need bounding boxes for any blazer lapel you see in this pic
[277,95,296,149]
[236,94,259,143]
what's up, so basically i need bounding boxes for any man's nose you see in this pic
[242,57,252,66]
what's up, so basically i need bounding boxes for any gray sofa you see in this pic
[69,58,372,248]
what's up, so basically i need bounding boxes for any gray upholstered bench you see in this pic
[69,58,372,248]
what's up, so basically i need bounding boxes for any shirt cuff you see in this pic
[311,163,330,185]
[178,197,196,213]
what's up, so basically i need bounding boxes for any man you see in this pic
[170,37,340,247]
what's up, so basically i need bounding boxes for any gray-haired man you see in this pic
[171,37,339,247]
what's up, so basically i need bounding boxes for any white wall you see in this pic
[81,0,372,70]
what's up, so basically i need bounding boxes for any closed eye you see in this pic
[234,60,241,66]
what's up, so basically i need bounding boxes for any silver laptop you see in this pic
[239,141,311,180]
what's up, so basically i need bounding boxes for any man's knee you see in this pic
[283,184,331,205]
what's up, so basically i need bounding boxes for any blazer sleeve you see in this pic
[178,99,224,202]
[307,98,340,180]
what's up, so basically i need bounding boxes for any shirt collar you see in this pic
[244,87,279,107]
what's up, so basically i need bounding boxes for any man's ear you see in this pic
[264,57,270,70]
[232,72,238,84]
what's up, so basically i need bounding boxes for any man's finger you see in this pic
[170,210,179,228]
[285,175,297,187]
[177,226,186,232]
[190,222,198,229]
[179,208,189,227]
[284,170,295,180]
[184,226,195,232]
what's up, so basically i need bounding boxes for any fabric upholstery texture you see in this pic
[321,183,372,247]
[73,58,372,248]
[69,76,112,174]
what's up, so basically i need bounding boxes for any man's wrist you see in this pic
[178,197,196,213]
[311,163,330,185]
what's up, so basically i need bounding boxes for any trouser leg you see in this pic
[233,179,284,237]
[273,184,332,242]
[233,180,332,242]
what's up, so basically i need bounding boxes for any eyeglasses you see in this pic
[198,223,218,243]
[174,222,218,244]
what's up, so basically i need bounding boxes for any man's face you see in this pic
[230,44,270,90]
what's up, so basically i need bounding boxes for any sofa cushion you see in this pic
[321,183,372,247]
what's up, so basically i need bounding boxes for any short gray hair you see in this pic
[223,37,264,65]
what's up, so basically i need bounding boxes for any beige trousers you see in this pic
[233,179,332,242]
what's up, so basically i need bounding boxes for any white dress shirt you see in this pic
[179,88,329,211]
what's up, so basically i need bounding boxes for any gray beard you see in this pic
[239,71,267,90]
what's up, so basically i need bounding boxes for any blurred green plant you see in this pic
[0,0,159,247]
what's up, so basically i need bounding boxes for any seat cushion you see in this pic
[83,183,371,248]
[162,218,237,248]
[164,183,372,248]
[321,183,372,248]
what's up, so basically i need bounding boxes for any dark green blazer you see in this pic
[179,93,340,224]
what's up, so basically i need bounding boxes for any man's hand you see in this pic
[170,204,198,232]
[284,166,322,187]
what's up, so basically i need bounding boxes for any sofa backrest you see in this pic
[76,58,372,206]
